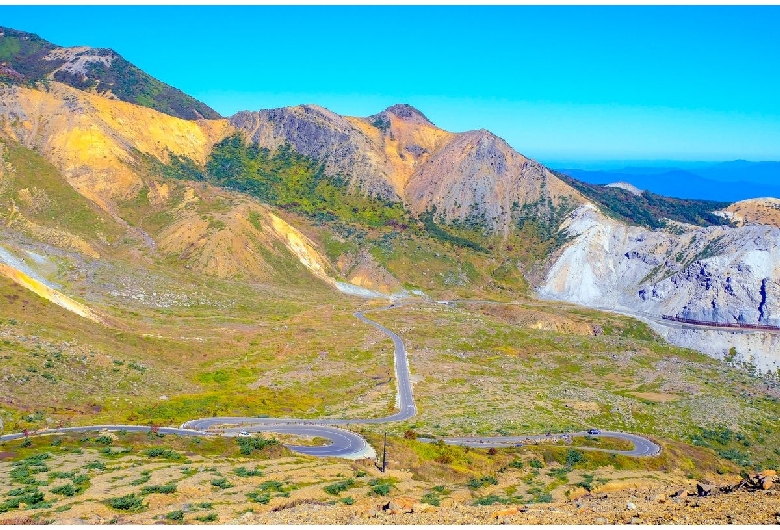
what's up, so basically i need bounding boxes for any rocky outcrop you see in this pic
[231,105,398,200]
[405,129,580,232]
[540,204,780,371]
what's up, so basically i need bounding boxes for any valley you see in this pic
[1,23,780,523]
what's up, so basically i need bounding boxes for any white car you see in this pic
[238,430,251,437]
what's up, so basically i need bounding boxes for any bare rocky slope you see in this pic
[539,203,780,372]
[231,104,584,232]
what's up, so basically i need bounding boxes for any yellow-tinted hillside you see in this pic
[0,82,232,212]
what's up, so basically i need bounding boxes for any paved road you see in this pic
[421,430,660,457]
[1,303,661,460]
[0,425,209,443]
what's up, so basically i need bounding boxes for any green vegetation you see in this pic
[106,493,145,511]
[236,436,279,456]
[144,448,185,461]
[195,513,218,523]
[323,478,354,495]
[420,492,441,506]
[246,491,271,504]
[467,475,499,489]
[50,484,76,497]
[141,483,177,495]
[200,134,410,228]
[420,208,487,253]
[166,510,184,521]
[555,170,731,228]
[368,477,396,496]
[233,466,263,477]
[210,477,233,490]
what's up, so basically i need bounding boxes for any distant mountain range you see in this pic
[556,161,780,202]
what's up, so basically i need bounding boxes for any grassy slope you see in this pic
[0,140,124,243]
[365,301,780,471]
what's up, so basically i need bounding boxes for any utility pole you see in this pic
[381,432,387,473]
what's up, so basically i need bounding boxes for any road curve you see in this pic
[0,425,209,443]
[1,303,660,461]
[421,430,660,457]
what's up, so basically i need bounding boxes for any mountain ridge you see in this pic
[0,26,221,120]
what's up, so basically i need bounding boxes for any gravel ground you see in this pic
[237,488,780,525]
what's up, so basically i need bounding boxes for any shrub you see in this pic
[49,471,75,479]
[144,448,184,461]
[106,494,145,511]
[421,492,440,506]
[236,436,279,455]
[341,496,355,505]
[371,483,390,496]
[257,480,284,492]
[50,484,76,497]
[324,479,354,496]
[246,492,270,504]
[529,459,544,469]
[233,466,263,477]
[141,483,177,495]
[210,478,233,489]
[565,449,584,467]
[195,513,218,523]
[84,461,105,470]
[95,435,113,445]
[473,494,508,506]
[467,476,498,489]
[533,492,553,503]
[165,510,184,521]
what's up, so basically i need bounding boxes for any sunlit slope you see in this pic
[0,262,106,324]
[0,82,231,213]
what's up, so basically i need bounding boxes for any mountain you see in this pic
[1,23,779,373]
[231,104,584,233]
[558,164,780,202]
[0,26,220,120]
[695,160,780,186]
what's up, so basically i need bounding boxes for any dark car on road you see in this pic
[587,428,601,435]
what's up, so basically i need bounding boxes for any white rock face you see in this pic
[540,204,780,371]
[651,324,780,374]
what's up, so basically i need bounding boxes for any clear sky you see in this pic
[3,5,780,163]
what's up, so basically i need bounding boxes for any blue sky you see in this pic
[3,5,780,163]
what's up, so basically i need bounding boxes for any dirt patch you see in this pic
[628,392,681,403]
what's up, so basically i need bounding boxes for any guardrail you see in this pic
[661,315,780,331]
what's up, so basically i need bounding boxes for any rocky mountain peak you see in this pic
[370,104,435,128]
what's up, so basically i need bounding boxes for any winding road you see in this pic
[0,304,660,460]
